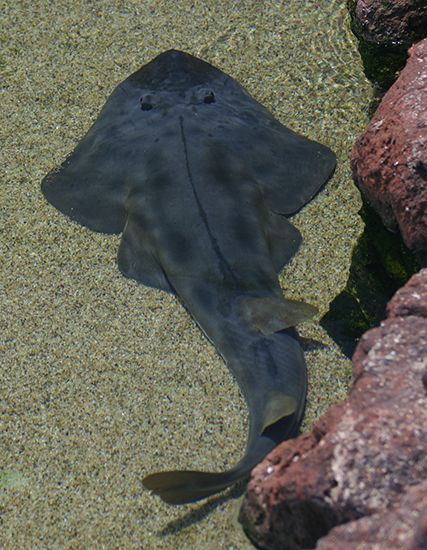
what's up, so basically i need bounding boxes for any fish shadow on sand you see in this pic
[159,482,245,536]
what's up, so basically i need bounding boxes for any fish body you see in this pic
[42,50,336,504]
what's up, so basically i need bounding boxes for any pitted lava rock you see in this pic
[351,38,427,265]
[240,269,427,550]
[349,0,427,46]
[316,481,427,550]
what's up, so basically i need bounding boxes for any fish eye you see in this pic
[140,95,154,111]
[190,88,216,105]
[203,91,215,104]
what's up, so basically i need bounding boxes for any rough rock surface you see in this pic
[316,481,427,550]
[349,0,427,46]
[240,269,427,550]
[351,38,427,265]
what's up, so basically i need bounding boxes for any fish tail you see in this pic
[142,411,303,504]
[142,280,308,504]
[142,358,306,505]
[142,469,243,505]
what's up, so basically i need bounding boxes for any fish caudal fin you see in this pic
[142,391,300,505]
[142,469,241,505]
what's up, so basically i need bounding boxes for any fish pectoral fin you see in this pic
[117,215,172,292]
[261,392,298,433]
[267,212,302,272]
[239,296,317,335]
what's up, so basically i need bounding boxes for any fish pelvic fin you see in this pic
[238,296,317,335]
[260,392,298,433]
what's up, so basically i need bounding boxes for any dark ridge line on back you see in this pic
[179,114,239,287]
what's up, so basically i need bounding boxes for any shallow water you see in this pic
[1,1,370,548]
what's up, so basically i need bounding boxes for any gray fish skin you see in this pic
[41,50,336,504]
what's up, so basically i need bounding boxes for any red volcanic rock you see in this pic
[350,0,427,46]
[387,267,427,319]
[240,269,427,550]
[316,481,427,550]
[351,38,427,265]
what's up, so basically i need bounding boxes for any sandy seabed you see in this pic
[1,1,371,548]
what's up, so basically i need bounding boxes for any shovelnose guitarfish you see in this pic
[42,50,336,504]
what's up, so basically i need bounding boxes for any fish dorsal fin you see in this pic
[238,296,317,335]
[261,392,298,433]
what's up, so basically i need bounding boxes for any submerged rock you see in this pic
[240,269,427,550]
[351,38,427,266]
[349,0,427,46]
[347,0,427,90]
[317,481,427,550]
[320,203,418,357]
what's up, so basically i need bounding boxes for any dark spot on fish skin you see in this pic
[193,285,215,311]
[189,87,216,105]
[140,95,154,111]
[232,217,257,247]
[203,91,215,104]
[206,154,234,189]
[165,230,192,264]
